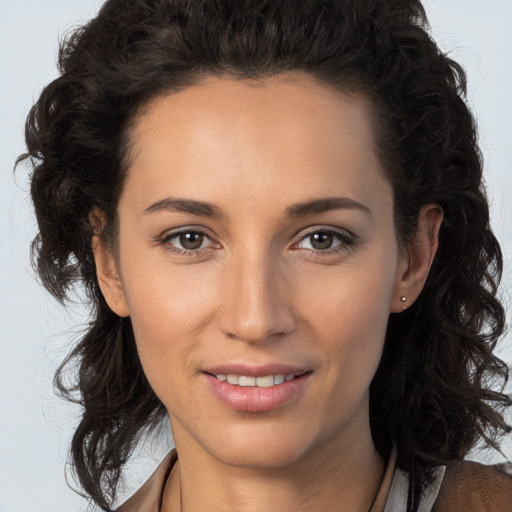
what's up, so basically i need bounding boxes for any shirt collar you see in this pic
[112,415,174,511]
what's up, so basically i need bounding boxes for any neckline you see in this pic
[117,447,402,512]
[368,445,398,512]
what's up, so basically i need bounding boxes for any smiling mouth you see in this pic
[204,371,311,412]
[213,373,299,387]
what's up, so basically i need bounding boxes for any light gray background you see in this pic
[1,1,511,511]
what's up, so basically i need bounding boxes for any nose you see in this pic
[217,251,296,344]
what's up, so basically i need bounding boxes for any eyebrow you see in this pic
[144,197,224,218]
[286,197,372,218]
[143,196,371,219]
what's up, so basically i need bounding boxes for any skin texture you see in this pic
[92,72,442,512]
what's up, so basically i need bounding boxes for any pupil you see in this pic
[311,232,333,250]
[180,232,203,250]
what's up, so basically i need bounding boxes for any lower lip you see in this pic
[204,373,311,413]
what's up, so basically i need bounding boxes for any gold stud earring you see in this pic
[400,296,407,310]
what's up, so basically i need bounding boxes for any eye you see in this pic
[300,232,339,250]
[160,229,217,253]
[175,232,206,250]
[294,228,354,252]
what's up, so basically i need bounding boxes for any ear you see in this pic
[391,204,443,313]
[89,209,130,318]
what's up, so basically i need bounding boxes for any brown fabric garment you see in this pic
[433,460,512,512]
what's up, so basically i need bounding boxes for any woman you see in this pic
[19,0,512,510]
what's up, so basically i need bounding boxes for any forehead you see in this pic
[123,72,391,216]
[130,72,377,159]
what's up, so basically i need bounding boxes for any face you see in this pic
[100,73,411,469]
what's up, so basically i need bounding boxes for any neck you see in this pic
[163,419,385,512]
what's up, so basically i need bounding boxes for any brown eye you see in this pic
[162,228,218,254]
[295,228,354,253]
[178,232,204,250]
[309,232,334,250]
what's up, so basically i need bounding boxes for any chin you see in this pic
[213,444,307,470]
[202,424,316,470]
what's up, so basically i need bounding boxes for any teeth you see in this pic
[216,374,296,387]
[239,376,256,387]
[274,375,285,385]
[256,375,274,387]
[226,374,239,385]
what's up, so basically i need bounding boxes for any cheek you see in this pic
[120,254,221,391]
[298,258,395,380]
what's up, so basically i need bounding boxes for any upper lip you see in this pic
[202,363,310,377]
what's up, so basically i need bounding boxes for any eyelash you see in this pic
[158,228,218,257]
[157,227,356,257]
[291,227,356,256]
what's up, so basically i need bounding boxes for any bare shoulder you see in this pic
[433,460,512,512]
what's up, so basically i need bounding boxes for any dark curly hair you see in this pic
[18,0,510,510]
